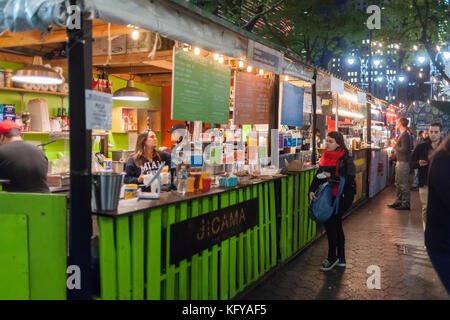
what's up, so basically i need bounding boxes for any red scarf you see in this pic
[319,147,346,197]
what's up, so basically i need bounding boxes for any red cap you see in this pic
[0,120,22,134]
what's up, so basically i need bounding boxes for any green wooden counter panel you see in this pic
[97,181,278,300]
[0,193,67,300]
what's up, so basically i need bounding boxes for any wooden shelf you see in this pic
[0,86,68,96]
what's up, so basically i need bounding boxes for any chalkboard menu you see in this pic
[234,71,271,125]
[281,81,304,127]
[171,48,231,124]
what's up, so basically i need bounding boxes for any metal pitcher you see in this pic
[92,172,123,212]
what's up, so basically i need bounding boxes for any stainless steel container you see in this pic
[111,150,133,162]
[92,172,123,212]
[112,161,126,173]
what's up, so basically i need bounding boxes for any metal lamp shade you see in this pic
[112,80,149,101]
[12,56,63,85]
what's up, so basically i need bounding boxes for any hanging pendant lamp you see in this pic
[12,56,63,85]
[112,79,149,102]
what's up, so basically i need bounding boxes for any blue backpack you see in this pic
[308,177,346,223]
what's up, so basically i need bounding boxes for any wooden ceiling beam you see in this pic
[0,24,147,49]
[139,74,172,82]
[103,66,169,74]
[46,50,173,69]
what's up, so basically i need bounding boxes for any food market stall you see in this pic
[368,99,396,197]
[0,0,320,300]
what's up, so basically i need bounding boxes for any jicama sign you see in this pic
[170,199,259,265]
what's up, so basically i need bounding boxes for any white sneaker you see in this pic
[320,258,339,271]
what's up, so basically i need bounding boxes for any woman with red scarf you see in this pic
[309,131,356,271]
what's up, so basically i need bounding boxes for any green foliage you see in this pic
[373,0,449,80]
[190,0,367,67]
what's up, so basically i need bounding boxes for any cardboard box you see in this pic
[2,104,15,121]
[92,35,127,56]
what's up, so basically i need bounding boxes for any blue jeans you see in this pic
[427,248,450,294]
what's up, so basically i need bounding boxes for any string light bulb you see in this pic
[238,60,244,68]
[213,53,219,61]
[247,66,252,72]
[285,75,289,81]
[413,45,418,51]
[131,29,139,40]
[218,56,224,64]
[194,47,201,55]
[259,69,264,76]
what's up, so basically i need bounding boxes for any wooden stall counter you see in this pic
[92,166,319,300]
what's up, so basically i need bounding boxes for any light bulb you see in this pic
[413,45,418,51]
[238,60,244,68]
[436,45,441,52]
[247,66,252,72]
[407,66,411,71]
[259,69,264,75]
[131,29,139,40]
[419,72,422,78]
[183,46,188,52]
[194,47,201,55]
[213,53,219,60]
[218,56,224,64]
[285,75,289,81]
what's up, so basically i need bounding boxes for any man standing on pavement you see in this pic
[0,120,50,193]
[411,122,442,230]
[388,117,411,210]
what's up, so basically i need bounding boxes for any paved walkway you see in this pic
[243,185,450,300]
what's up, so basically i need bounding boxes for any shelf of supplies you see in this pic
[0,86,68,96]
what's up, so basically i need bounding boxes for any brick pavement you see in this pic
[242,185,450,300]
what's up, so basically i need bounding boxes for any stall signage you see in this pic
[85,90,112,130]
[331,76,344,95]
[234,71,271,124]
[247,40,283,74]
[172,48,230,124]
[170,199,259,265]
[357,92,367,105]
[281,81,304,127]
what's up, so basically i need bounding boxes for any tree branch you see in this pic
[242,0,285,32]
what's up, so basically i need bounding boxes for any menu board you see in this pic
[172,48,231,124]
[234,72,271,125]
[281,81,304,127]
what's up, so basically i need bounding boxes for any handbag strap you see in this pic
[332,176,346,215]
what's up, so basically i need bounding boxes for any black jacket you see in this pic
[425,149,450,253]
[309,152,356,215]
[410,139,436,187]
[0,140,50,193]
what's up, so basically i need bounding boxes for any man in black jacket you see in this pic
[0,120,50,193]
[411,122,442,230]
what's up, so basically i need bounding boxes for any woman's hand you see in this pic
[137,171,144,183]
[309,192,317,201]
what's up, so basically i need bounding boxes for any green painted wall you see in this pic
[0,60,162,162]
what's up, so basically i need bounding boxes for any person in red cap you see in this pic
[0,120,50,193]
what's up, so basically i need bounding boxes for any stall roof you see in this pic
[0,0,399,107]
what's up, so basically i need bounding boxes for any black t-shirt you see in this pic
[124,151,171,187]
[0,140,50,193]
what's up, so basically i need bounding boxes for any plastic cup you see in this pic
[186,177,195,193]
[202,177,212,192]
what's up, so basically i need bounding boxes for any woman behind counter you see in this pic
[124,130,171,191]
